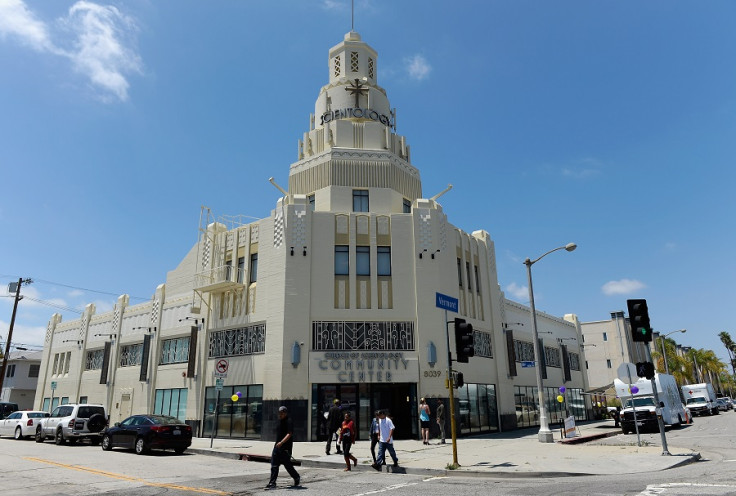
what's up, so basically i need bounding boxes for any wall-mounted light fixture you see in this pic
[431,249,440,259]
[419,249,428,259]
[132,326,156,334]
[427,341,437,368]
[94,333,117,341]
[291,341,303,367]
[179,317,205,328]
[303,246,307,256]
[62,339,83,348]
[290,247,294,256]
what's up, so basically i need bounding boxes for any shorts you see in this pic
[420,420,430,428]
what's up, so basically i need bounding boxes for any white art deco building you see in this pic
[36,31,590,441]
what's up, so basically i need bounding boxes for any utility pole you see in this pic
[0,278,32,396]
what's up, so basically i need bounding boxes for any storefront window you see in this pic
[202,384,263,439]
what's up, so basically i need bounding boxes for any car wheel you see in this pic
[14,426,23,440]
[55,429,66,445]
[174,447,187,455]
[35,427,45,443]
[101,434,112,451]
[135,437,149,455]
[87,414,106,433]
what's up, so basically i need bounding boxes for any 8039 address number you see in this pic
[423,370,442,378]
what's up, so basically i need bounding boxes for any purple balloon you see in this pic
[559,386,566,393]
[236,391,242,398]
[631,386,639,394]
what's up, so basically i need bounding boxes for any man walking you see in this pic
[266,406,300,489]
[325,398,343,455]
[436,399,446,444]
[371,410,398,470]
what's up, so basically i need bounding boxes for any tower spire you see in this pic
[351,0,354,31]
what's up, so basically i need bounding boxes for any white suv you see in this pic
[35,404,107,445]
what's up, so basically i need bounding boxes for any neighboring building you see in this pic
[35,31,589,441]
[1,350,42,409]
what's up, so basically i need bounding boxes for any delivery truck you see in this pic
[681,383,718,416]
[614,373,686,434]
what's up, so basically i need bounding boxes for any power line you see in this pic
[22,296,83,314]
[1,275,149,301]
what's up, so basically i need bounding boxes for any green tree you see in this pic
[719,331,736,376]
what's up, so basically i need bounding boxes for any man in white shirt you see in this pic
[371,410,399,470]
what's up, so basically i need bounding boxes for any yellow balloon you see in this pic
[231,394,239,402]
[596,402,602,407]
[556,395,564,403]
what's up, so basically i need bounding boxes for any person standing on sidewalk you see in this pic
[325,398,342,455]
[339,411,358,471]
[369,410,381,464]
[419,398,431,445]
[436,399,446,444]
[372,410,398,470]
[265,406,300,490]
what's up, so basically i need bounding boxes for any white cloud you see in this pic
[505,282,528,301]
[561,157,605,179]
[601,279,646,296]
[406,54,431,81]
[0,320,46,348]
[0,1,142,102]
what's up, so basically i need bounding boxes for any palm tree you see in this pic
[719,331,736,376]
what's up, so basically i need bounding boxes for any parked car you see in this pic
[0,402,19,420]
[0,410,49,439]
[101,414,192,455]
[716,398,729,412]
[35,404,107,445]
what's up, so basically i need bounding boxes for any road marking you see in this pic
[23,457,230,495]
[423,476,448,481]
[350,482,419,495]
[640,482,736,495]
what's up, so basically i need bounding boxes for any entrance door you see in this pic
[371,383,417,440]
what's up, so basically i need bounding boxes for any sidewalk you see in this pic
[187,420,701,478]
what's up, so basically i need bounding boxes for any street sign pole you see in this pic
[436,292,460,468]
[210,389,220,448]
[645,346,670,455]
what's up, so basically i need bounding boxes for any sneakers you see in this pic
[265,482,276,489]
[371,463,381,471]
[293,476,300,487]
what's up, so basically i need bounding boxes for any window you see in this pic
[377,247,391,276]
[237,257,245,283]
[466,262,472,291]
[402,199,411,213]
[350,51,359,72]
[334,55,341,77]
[5,364,15,378]
[513,340,535,362]
[28,364,39,378]
[474,266,480,293]
[79,396,88,404]
[603,332,608,341]
[308,194,315,211]
[160,337,190,365]
[606,359,612,369]
[85,349,105,370]
[356,246,370,276]
[544,347,561,368]
[457,258,463,287]
[353,190,369,212]
[569,352,581,371]
[209,324,267,357]
[225,259,232,280]
[249,253,258,283]
[369,57,375,79]
[154,388,188,420]
[119,343,144,367]
[52,354,59,375]
[64,351,71,374]
[335,246,349,275]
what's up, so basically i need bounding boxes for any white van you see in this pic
[681,383,718,416]
[614,373,687,434]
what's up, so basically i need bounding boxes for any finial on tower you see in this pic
[351,0,354,31]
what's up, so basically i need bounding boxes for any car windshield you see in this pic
[623,397,656,408]
[149,415,182,425]
[686,397,707,405]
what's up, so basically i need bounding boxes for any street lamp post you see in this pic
[659,329,686,375]
[524,242,577,443]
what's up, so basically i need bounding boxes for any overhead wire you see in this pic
[0,275,149,301]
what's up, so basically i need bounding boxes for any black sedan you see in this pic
[101,414,192,455]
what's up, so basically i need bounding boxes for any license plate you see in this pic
[173,429,181,435]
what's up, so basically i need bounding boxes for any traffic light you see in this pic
[454,318,474,363]
[627,299,652,342]
[636,361,655,380]
[455,372,464,388]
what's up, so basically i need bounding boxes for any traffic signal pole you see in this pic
[444,310,460,467]
[645,345,670,455]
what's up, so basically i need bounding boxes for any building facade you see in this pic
[2,350,42,410]
[35,31,590,441]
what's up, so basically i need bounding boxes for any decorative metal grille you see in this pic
[119,343,144,367]
[368,57,374,79]
[313,321,414,351]
[544,346,561,368]
[350,51,359,72]
[569,352,580,371]
[208,324,266,358]
[473,330,493,358]
[160,337,190,365]
[334,55,341,77]
[513,340,534,362]
[85,349,104,370]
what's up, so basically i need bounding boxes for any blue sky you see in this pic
[1,1,735,366]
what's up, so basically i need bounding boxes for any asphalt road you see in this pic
[1,411,734,496]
